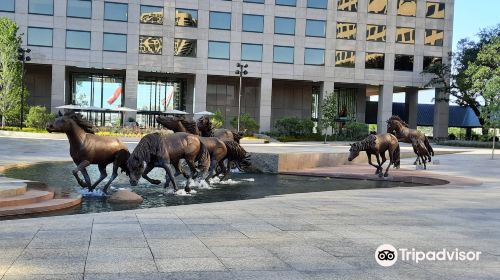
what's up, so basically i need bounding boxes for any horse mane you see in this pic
[352,134,377,151]
[156,116,182,131]
[64,112,96,134]
[179,118,199,135]
[129,132,167,165]
[224,140,251,167]
[387,115,409,127]
[196,116,214,137]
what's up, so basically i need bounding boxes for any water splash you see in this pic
[78,188,107,197]
[208,177,242,185]
[165,188,197,196]
[241,178,255,182]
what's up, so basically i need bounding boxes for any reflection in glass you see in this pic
[337,22,357,40]
[67,0,91,18]
[274,46,294,63]
[365,53,385,70]
[243,14,264,32]
[336,50,356,68]
[423,56,442,70]
[275,17,296,35]
[29,0,53,15]
[140,5,163,24]
[366,25,386,42]
[176,9,198,27]
[426,2,445,19]
[241,44,263,62]
[307,0,328,9]
[103,33,127,52]
[27,27,52,47]
[66,30,91,49]
[305,48,325,65]
[396,27,415,44]
[276,0,296,6]
[174,39,197,57]
[397,0,416,16]
[244,0,265,3]
[306,19,326,37]
[139,36,163,55]
[368,0,387,14]
[425,29,444,46]
[72,74,124,110]
[0,0,15,12]
[104,2,128,21]
[210,12,231,30]
[394,54,414,71]
[337,0,357,12]
[137,81,182,112]
[208,41,230,59]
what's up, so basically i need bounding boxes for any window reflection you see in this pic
[241,43,263,62]
[0,0,15,12]
[174,39,197,57]
[103,33,127,52]
[67,0,91,18]
[140,5,163,25]
[394,54,414,71]
[274,46,294,63]
[243,14,264,32]
[365,53,385,70]
[423,56,442,70]
[426,2,445,19]
[208,41,230,59]
[66,30,91,50]
[337,0,357,12]
[337,22,357,40]
[306,19,326,37]
[368,0,387,14]
[366,25,386,42]
[29,0,53,15]
[307,0,328,9]
[139,36,163,55]
[176,8,198,27]
[137,80,184,127]
[425,29,444,46]
[397,0,416,16]
[104,2,128,22]
[28,27,53,47]
[304,48,325,65]
[276,0,296,6]
[396,27,415,44]
[335,50,356,68]
[275,17,296,35]
[71,74,124,110]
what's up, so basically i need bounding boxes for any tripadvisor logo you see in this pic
[375,244,482,267]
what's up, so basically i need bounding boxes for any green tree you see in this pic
[319,92,338,141]
[0,17,23,127]
[25,106,56,129]
[230,113,259,135]
[210,110,224,129]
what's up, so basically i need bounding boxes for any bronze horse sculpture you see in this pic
[47,112,130,193]
[348,133,401,177]
[386,115,434,163]
[127,132,210,192]
[410,136,430,169]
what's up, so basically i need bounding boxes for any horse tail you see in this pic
[393,144,401,169]
[424,136,434,156]
[196,140,210,170]
[224,140,251,169]
[231,130,244,144]
[117,149,131,175]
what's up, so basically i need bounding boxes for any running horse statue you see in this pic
[348,133,401,177]
[386,115,434,163]
[46,112,130,193]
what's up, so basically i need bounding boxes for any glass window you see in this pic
[338,0,357,12]
[335,50,356,68]
[174,39,197,57]
[29,0,53,15]
[104,2,128,21]
[276,0,296,6]
[103,33,127,52]
[305,48,325,65]
[243,0,265,3]
[423,56,442,70]
[137,80,183,113]
[307,0,328,9]
[426,2,445,19]
[365,53,385,70]
[425,29,444,46]
[368,0,387,14]
[273,46,294,63]
[396,27,415,44]
[139,36,163,55]
[397,0,416,17]
[72,74,124,110]
[176,8,198,27]
[394,54,414,71]
[241,43,263,62]
[243,14,264,32]
[67,0,91,18]
[208,41,230,59]
[0,0,15,12]
[366,25,386,42]
[66,30,91,49]
[140,5,163,25]
[210,12,231,30]
[27,27,52,47]
[306,19,326,37]
[274,17,295,35]
[337,22,357,40]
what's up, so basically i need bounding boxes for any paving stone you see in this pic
[2,274,83,280]
[6,258,85,275]
[84,259,157,274]
[208,246,274,258]
[231,270,308,280]
[220,256,291,271]
[156,258,226,273]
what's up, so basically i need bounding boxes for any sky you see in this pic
[382,0,500,104]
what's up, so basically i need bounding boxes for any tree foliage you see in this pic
[274,117,314,136]
[230,113,259,135]
[319,92,338,133]
[0,17,23,127]
[210,110,224,129]
[26,106,56,129]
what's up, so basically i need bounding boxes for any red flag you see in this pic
[107,86,122,105]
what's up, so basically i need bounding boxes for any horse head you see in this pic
[347,143,361,161]
[47,112,95,134]
[197,116,214,137]
[126,154,144,186]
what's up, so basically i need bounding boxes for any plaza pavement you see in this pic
[0,136,499,279]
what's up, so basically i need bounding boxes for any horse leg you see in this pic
[186,160,199,179]
[366,153,379,175]
[161,162,179,192]
[80,167,92,190]
[142,162,161,185]
[375,154,383,177]
[384,149,393,177]
[206,159,217,181]
[90,164,108,191]
[73,161,91,188]
[175,161,190,180]
[102,162,120,194]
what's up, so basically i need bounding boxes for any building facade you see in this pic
[0,0,454,137]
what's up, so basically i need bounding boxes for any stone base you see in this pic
[108,190,144,204]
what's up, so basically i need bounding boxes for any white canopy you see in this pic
[55,104,84,110]
[114,106,137,112]
[163,109,188,115]
[194,111,214,116]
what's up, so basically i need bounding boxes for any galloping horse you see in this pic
[386,115,434,163]
[410,136,431,169]
[348,133,400,177]
[47,112,130,193]
[127,132,210,192]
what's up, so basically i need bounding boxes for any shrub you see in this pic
[211,110,224,129]
[448,133,457,140]
[25,106,56,129]
[230,113,259,135]
[274,117,314,136]
[344,121,369,140]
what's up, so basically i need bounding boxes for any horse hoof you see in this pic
[184,186,191,193]
[378,173,383,178]
[384,173,389,177]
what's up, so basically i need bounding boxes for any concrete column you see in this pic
[259,77,272,132]
[405,88,418,129]
[194,73,207,113]
[123,68,138,122]
[356,87,367,123]
[433,88,450,140]
[320,81,335,101]
[50,64,65,113]
[377,83,394,134]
